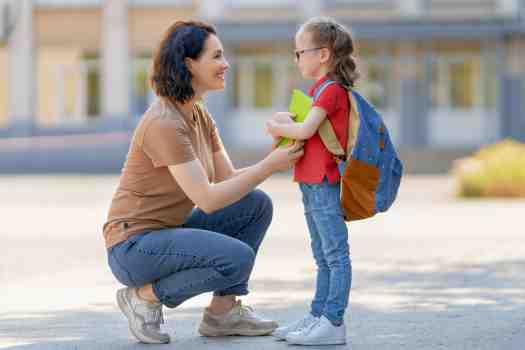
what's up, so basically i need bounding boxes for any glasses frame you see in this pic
[294,47,325,61]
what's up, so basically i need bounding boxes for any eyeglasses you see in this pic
[294,47,325,61]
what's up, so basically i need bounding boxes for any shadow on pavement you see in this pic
[2,258,525,349]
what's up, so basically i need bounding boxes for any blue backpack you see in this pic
[314,80,403,221]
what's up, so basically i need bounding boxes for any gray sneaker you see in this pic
[116,287,170,344]
[198,300,278,337]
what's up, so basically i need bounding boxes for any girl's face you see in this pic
[294,30,325,80]
[186,34,230,95]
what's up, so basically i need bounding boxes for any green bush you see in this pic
[453,139,525,198]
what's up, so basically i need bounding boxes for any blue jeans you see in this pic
[299,179,352,326]
[107,189,273,308]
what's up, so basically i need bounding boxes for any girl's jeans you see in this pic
[107,189,273,308]
[299,179,352,326]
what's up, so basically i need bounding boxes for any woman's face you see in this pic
[186,34,230,94]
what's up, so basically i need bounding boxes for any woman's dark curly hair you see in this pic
[150,20,216,105]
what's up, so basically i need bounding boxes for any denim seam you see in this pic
[135,248,197,257]
[156,263,244,305]
[157,269,223,299]
[154,272,222,305]
[304,207,345,216]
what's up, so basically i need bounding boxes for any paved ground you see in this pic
[1,174,524,349]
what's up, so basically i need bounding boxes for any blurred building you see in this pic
[0,0,524,173]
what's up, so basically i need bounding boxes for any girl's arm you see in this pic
[266,107,327,140]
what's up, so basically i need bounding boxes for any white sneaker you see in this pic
[272,313,318,340]
[286,315,346,346]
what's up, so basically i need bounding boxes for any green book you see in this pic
[277,89,313,147]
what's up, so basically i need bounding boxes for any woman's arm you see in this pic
[168,142,304,214]
[266,107,327,140]
[212,149,249,183]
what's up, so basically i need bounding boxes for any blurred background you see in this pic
[0,0,523,174]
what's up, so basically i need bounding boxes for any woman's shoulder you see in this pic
[142,99,188,129]
[133,100,187,145]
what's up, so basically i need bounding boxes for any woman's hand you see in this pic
[263,140,304,173]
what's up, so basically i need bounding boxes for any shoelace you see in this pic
[145,307,165,329]
[299,317,320,333]
[238,302,256,318]
[295,316,314,331]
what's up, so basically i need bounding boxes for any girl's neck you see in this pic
[314,66,331,81]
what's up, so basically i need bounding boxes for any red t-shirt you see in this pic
[294,76,350,184]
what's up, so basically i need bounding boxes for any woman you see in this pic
[103,20,303,344]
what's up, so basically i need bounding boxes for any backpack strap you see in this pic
[313,80,345,157]
[346,90,360,155]
[314,80,360,161]
[314,80,336,100]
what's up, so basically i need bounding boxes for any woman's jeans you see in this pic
[299,179,352,326]
[107,189,273,308]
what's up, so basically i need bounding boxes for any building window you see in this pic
[358,58,396,111]
[253,62,273,108]
[232,56,290,111]
[430,54,497,111]
[86,61,100,118]
[449,60,475,108]
[83,55,153,119]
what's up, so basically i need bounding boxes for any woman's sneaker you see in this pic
[198,300,278,336]
[116,287,170,344]
[286,315,346,346]
[272,313,318,340]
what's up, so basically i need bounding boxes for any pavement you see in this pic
[1,174,525,349]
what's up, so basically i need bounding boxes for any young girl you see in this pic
[266,17,359,346]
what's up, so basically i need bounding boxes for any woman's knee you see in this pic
[219,242,255,283]
[250,189,273,222]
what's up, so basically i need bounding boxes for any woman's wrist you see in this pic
[257,157,275,178]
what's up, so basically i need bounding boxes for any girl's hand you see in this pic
[267,112,295,141]
[272,112,296,124]
[265,120,281,138]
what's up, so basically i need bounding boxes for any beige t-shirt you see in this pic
[103,99,224,248]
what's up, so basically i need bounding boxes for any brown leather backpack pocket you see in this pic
[340,158,380,221]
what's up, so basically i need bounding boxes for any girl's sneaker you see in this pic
[286,315,346,346]
[272,313,318,340]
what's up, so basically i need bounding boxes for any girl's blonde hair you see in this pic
[300,17,359,88]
